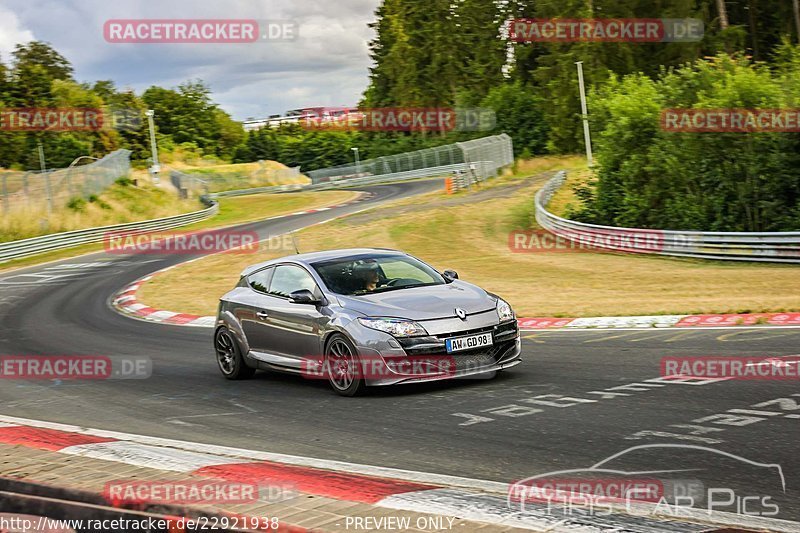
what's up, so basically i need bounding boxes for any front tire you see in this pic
[325,333,365,397]
[215,327,255,380]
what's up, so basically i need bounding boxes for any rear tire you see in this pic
[325,333,365,397]
[215,327,255,380]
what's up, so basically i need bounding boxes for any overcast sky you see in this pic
[0,0,380,120]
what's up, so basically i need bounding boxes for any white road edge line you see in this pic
[520,325,800,332]
[0,413,507,492]
[1,414,799,532]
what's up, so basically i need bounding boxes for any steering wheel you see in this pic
[385,278,418,287]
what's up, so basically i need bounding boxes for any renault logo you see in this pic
[455,308,467,320]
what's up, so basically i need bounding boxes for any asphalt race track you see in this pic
[0,179,798,523]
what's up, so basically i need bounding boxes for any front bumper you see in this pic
[354,319,522,386]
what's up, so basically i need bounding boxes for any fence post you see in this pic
[65,167,74,198]
[22,173,31,209]
[44,172,54,215]
[1,174,7,215]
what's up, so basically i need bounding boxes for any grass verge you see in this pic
[180,161,309,191]
[0,180,198,243]
[141,165,800,318]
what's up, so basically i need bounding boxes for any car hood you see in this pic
[336,280,497,321]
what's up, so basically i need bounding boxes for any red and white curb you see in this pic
[111,193,375,327]
[109,190,800,333]
[114,276,800,332]
[517,312,800,331]
[1,415,796,533]
[112,270,215,327]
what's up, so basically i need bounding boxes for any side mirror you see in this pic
[289,289,322,305]
[442,269,459,282]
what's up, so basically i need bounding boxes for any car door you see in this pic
[238,267,276,356]
[261,264,327,367]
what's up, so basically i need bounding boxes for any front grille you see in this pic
[398,321,518,365]
[453,352,496,371]
[433,324,495,339]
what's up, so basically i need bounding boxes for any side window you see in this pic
[269,265,318,298]
[247,267,274,294]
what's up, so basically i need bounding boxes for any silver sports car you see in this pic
[214,248,521,395]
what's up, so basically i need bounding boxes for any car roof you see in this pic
[240,248,406,276]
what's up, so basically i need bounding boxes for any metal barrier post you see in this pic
[1,175,7,215]
[44,172,53,214]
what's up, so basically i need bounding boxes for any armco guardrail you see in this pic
[0,160,461,263]
[536,171,800,264]
[208,163,475,199]
[189,134,514,199]
[0,198,218,263]
[0,161,469,263]
[313,162,469,189]
[1,134,514,263]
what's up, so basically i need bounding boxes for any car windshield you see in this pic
[311,255,446,296]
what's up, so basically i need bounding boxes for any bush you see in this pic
[574,52,800,232]
[88,194,111,209]
[66,197,86,211]
[481,83,549,156]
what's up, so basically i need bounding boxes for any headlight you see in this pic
[497,298,515,322]
[358,317,427,337]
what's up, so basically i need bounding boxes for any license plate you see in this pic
[445,332,493,353]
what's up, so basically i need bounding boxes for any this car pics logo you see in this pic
[455,307,467,320]
[507,444,786,518]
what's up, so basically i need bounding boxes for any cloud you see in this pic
[2,0,380,119]
[0,6,35,59]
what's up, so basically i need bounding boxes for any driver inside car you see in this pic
[354,262,381,292]
[363,267,380,291]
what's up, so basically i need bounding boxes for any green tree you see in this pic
[576,53,800,232]
[214,108,245,159]
[142,81,244,160]
[481,82,549,155]
[0,55,10,103]
[9,41,73,106]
